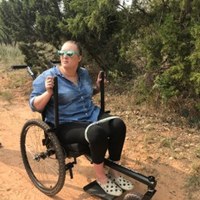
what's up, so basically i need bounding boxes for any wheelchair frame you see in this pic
[14,64,157,200]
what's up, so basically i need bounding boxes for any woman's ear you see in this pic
[78,55,82,62]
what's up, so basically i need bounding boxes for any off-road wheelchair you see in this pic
[13,64,157,200]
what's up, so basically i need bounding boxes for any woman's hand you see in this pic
[96,71,107,91]
[45,76,54,95]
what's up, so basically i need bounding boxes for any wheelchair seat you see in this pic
[45,121,91,159]
[63,143,90,158]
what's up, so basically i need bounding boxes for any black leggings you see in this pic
[57,113,126,164]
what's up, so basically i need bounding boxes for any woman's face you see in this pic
[60,42,82,71]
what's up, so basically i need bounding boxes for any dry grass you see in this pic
[0,44,25,72]
[0,44,30,101]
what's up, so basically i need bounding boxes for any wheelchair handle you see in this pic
[53,76,59,129]
[11,64,28,69]
[27,66,35,79]
[99,71,105,113]
[11,64,35,80]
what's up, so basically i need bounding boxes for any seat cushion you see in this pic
[65,143,90,158]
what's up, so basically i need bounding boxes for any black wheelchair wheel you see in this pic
[20,119,66,196]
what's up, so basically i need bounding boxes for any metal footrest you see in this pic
[83,180,116,200]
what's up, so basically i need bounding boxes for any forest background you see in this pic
[0,0,200,126]
[0,1,200,200]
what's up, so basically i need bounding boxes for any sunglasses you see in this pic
[57,50,80,57]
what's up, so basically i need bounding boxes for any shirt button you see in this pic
[85,113,88,116]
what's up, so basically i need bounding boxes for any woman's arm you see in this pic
[32,76,54,112]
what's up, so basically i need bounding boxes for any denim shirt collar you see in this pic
[53,65,82,78]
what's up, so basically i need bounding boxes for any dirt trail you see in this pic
[0,98,199,200]
[0,100,96,200]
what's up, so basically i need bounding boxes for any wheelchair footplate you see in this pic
[83,180,143,200]
[83,180,115,200]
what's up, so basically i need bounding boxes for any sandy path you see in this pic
[0,101,97,200]
[0,100,191,200]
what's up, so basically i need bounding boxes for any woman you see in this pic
[30,40,133,196]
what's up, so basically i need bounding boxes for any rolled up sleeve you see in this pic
[29,74,46,112]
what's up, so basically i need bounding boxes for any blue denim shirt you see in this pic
[30,66,100,125]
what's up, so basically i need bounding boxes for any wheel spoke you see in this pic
[20,119,66,196]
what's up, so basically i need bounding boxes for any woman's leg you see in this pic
[97,115,134,191]
[97,114,126,162]
[85,125,108,164]
[58,122,123,196]
[93,162,107,183]
[107,118,126,161]
[57,122,89,145]
[58,123,108,177]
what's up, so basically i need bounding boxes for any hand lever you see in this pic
[99,71,105,113]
